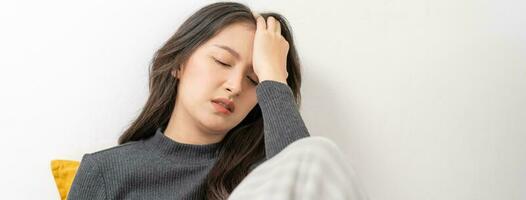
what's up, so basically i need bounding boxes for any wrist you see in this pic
[259,78,287,85]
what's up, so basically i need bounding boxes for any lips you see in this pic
[211,97,235,113]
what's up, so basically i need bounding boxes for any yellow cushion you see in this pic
[50,160,80,200]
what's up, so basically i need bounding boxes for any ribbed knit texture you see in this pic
[67,80,310,200]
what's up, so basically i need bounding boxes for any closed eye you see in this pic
[248,77,258,85]
[214,58,258,86]
[214,58,230,67]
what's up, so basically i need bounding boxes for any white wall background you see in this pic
[0,0,524,199]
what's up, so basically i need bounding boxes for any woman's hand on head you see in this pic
[252,15,289,85]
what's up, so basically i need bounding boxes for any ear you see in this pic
[172,61,188,79]
[171,67,181,79]
[171,68,178,78]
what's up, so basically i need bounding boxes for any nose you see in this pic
[225,70,245,96]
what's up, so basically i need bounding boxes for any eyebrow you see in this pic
[213,44,240,59]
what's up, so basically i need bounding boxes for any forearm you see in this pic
[256,80,310,159]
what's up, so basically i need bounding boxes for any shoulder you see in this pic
[90,140,143,158]
[80,140,146,169]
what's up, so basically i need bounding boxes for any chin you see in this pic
[201,118,233,132]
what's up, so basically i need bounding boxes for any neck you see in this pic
[144,126,223,165]
[164,107,226,145]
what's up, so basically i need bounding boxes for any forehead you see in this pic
[203,22,256,60]
[209,22,255,42]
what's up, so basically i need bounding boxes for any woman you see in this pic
[68,2,367,200]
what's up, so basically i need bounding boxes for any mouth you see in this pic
[211,101,233,114]
[211,98,235,113]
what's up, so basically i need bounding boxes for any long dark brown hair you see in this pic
[118,2,303,199]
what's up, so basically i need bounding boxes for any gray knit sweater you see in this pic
[67,80,310,199]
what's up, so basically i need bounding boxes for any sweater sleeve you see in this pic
[67,153,106,200]
[255,80,311,160]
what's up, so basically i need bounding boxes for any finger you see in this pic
[267,16,276,32]
[275,19,281,34]
[252,12,259,19]
[256,15,266,31]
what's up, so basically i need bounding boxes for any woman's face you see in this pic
[172,22,259,136]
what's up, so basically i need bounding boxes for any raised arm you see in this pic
[256,80,310,160]
[250,15,310,167]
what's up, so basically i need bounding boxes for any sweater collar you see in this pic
[144,126,223,165]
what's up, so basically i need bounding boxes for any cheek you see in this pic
[176,65,213,115]
[238,92,258,114]
[196,61,224,90]
[183,60,219,95]
[188,59,216,80]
